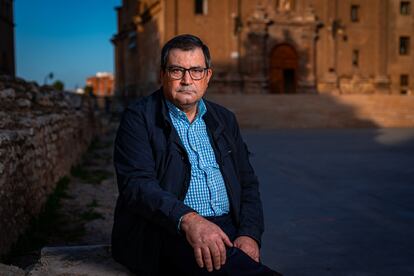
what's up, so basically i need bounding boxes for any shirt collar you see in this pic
[166,99,207,122]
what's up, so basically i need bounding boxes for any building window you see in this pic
[401,74,409,94]
[195,0,208,15]
[400,36,410,55]
[351,5,360,22]
[401,1,411,15]
[400,74,409,86]
[352,50,359,67]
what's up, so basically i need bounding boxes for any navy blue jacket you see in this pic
[112,89,264,275]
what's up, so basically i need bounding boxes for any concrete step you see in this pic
[27,245,133,276]
[0,263,25,276]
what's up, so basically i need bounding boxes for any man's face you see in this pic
[161,47,212,110]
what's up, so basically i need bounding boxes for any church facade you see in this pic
[112,0,414,97]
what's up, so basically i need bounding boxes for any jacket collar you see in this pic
[155,88,225,139]
[154,89,182,146]
[203,100,225,139]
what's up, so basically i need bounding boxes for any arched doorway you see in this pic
[269,44,298,94]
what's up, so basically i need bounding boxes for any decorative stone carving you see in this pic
[247,4,273,35]
[243,5,274,93]
[339,73,375,94]
[277,0,294,12]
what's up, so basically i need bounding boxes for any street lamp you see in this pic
[44,72,54,85]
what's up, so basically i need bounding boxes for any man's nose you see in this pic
[180,70,192,84]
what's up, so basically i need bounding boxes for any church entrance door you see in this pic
[269,44,298,94]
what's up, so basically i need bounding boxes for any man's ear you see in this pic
[159,69,163,83]
[206,68,213,83]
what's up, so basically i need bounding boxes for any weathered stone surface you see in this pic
[16,98,32,108]
[28,245,133,276]
[0,263,26,276]
[0,78,100,257]
[0,88,16,100]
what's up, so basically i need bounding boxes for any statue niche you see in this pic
[277,0,294,12]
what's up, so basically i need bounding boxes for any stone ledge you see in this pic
[0,263,25,276]
[27,245,133,276]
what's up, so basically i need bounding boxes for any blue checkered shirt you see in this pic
[166,99,230,218]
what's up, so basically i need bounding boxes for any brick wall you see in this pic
[0,76,99,256]
[206,94,414,129]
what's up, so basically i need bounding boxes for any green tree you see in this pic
[52,80,65,91]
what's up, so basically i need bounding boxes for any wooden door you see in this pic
[269,44,298,94]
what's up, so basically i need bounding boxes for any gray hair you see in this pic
[160,34,211,71]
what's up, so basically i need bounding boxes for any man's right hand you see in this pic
[180,212,233,272]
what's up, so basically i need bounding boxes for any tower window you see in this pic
[352,50,359,67]
[400,74,409,86]
[400,36,410,55]
[351,5,360,22]
[195,0,208,15]
[401,1,411,15]
[401,74,409,94]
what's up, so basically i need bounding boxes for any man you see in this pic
[112,34,282,276]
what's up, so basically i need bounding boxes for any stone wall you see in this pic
[0,76,99,257]
[206,94,414,129]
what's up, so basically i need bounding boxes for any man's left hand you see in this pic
[234,236,260,262]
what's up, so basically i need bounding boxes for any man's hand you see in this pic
[234,236,260,262]
[180,212,233,272]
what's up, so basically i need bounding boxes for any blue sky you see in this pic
[15,0,121,90]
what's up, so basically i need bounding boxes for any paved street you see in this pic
[243,129,414,276]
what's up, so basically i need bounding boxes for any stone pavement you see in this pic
[5,127,414,275]
[244,128,414,276]
[28,245,132,276]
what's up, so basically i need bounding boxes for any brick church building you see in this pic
[112,0,414,98]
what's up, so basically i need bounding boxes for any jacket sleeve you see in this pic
[113,107,195,234]
[229,113,265,246]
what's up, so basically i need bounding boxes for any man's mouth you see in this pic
[177,88,195,93]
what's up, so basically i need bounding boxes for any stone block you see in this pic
[17,98,32,108]
[0,88,16,100]
[0,263,25,276]
[34,92,53,107]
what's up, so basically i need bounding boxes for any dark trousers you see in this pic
[159,215,282,276]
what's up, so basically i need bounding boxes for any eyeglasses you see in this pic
[166,66,209,80]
